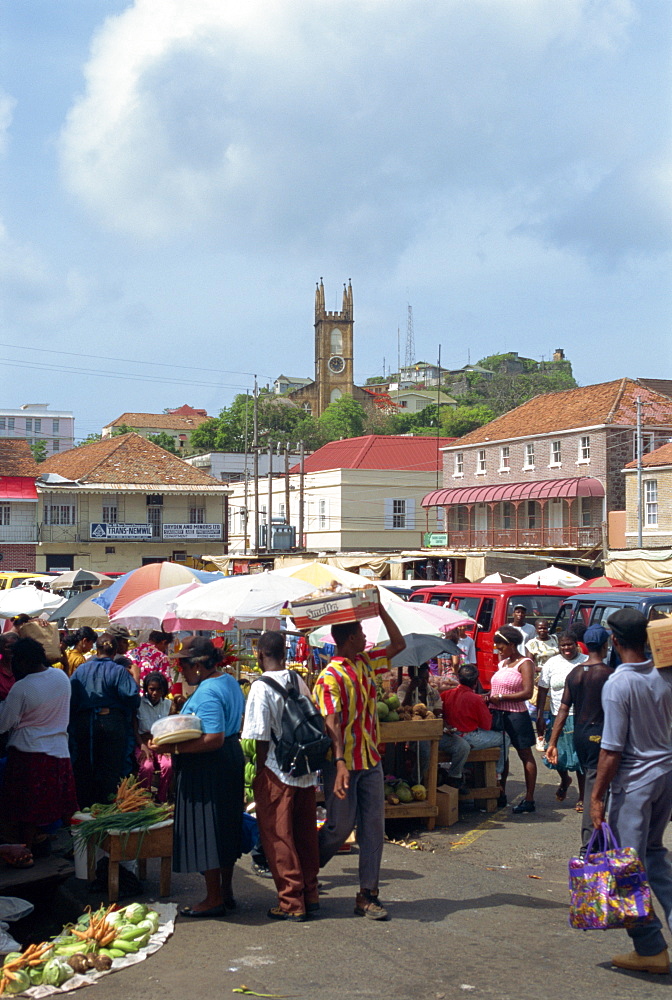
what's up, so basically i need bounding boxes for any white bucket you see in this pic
[70,812,104,880]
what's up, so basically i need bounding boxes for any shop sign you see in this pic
[162,524,222,540]
[423,532,448,547]
[90,523,152,540]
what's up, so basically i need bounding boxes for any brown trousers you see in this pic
[253,767,320,915]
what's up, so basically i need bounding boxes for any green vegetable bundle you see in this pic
[73,803,173,854]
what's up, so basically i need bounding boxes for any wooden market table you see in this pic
[379,718,443,831]
[87,822,173,903]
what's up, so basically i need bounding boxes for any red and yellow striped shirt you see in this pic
[314,649,388,771]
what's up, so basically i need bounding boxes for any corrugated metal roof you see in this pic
[422,476,605,507]
[0,476,38,501]
[289,435,456,473]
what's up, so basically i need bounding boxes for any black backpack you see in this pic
[257,671,333,778]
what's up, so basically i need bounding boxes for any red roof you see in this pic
[289,435,456,474]
[624,441,672,469]
[0,476,38,501]
[422,476,605,507]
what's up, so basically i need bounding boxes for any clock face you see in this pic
[328,355,345,374]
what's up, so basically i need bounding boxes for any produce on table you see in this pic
[0,903,163,995]
[241,738,257,804]
[383,776,427,805]
[74,776,173,854]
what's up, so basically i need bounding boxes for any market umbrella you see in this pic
[92,563,224,616]
[517,566,584,588]
[578,576,634,589]
[307,598,472,667]
[165,571,316,630]
[110,582,204,630]
[478,572,519,583]
[0,585,65,619]
[48,589,110,628]
[50,569,114,590]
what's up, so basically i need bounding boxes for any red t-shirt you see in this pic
[441,684,492,734]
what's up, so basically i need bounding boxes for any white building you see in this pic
[0,404,74,457]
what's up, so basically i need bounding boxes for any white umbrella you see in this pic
[0,585,65,618]
[517,566,584,588]
[479,572,519,583]
[50,569,114,590]
[307,592,473,666]
[110,582,202,630]
[165,571,316,629]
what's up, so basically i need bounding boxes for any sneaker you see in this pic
[306,901,320,914]
[512,799,535,814]
[354,890,389,920]
[252,862,273,878]
[611,949,670,975]
[267,906,307,922]
[535,736,545,752]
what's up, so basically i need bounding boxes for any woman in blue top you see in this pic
[156,636,245,918]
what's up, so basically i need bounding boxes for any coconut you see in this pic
[377,701,390,720]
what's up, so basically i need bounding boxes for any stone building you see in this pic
[286,280,371,418]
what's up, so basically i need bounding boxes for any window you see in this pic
[147,506,162,538]
[527,500,537,529]
[500,446,510,470]
[501,501,514,530]
[633,432,655,460]
[400,400,408,408]
[0,505,9,526]
[524,442,535,468]
[25,419,32,432]
[645,480,658,526]
[477,449,486,473]
[579,435,590,461]
[454,452,463,476]
[279,502,286,521]
[44,504,76,525]
[551,440,561,464]
[392,499,406,528]
[103,504,118,523]
[7,418,14,431]
[580,498,592,528]
[52,419,60,434]
[34,419,41,432]
[455,505,468,531]
[189,506,205,524]
[52,440,60,452]
[0,418,5,430]
[318,499,327,529]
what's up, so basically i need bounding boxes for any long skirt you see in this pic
[0,748,78,826]
[173,735,244,873]
[543,714,583,773]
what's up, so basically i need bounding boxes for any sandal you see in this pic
[575,801,583,813]
[555,777,572,802]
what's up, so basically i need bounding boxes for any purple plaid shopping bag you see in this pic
[568,822,653,930]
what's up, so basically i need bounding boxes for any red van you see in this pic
[409,583,574,689]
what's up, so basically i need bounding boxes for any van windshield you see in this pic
[505,595,563,624]
[648,602,672,621]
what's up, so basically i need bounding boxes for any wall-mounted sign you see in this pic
[162,524,223,540]
[423,532,448,547]
[90,523,153,540]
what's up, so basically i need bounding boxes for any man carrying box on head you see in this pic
[314,595,405,921]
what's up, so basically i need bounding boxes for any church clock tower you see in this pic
[314,278,354,416]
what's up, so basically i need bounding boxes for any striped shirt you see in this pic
[490,658,534,713]
[314,649,388,771]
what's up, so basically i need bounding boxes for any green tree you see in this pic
[30,439,47,463]
[440,404,494,437]
[111,424,137,436]
[318,396,366,441]
[76,432,102,447]
[147,432,179,454]
[190,393,322,453]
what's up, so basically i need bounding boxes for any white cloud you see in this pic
[57,0,665,271]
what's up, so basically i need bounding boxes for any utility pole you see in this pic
[436,344,442,489]
[299,440,305,549]
[405,304,415,369]
[284,443,290,525]
[243,389,250,552]
[636,396,643,548]
[253,377,259,557]
[267,441,273,552]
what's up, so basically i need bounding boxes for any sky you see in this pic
[0,0,671,443]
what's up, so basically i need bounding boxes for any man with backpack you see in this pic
[242,630,322,922]
[314,599,405,920]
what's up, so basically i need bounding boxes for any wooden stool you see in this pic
[88,824,173,902]
[438,747,500,813]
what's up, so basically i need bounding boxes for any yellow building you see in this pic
[37,433,230,573]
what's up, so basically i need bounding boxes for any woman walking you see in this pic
[488,625,538,814]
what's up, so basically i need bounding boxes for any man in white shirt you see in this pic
[537,635,587,804]
[242,631,319,923]
[512,604,535,656]
[456,625,477,667]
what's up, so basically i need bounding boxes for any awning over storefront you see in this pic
[422,476,605,508]
[0,476,38,502]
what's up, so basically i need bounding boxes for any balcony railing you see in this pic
[0,525,38,543]
[443,525,601,549]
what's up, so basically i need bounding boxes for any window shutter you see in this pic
[405,498,416,529]
[384,498,394,530]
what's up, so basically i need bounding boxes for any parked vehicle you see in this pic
[552,589,672,633]
[0,572,45,590]
[409,583,571,688]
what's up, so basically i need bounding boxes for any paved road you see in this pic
[70,758,671,1000]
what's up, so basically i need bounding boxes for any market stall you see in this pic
[379,718,443,830]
